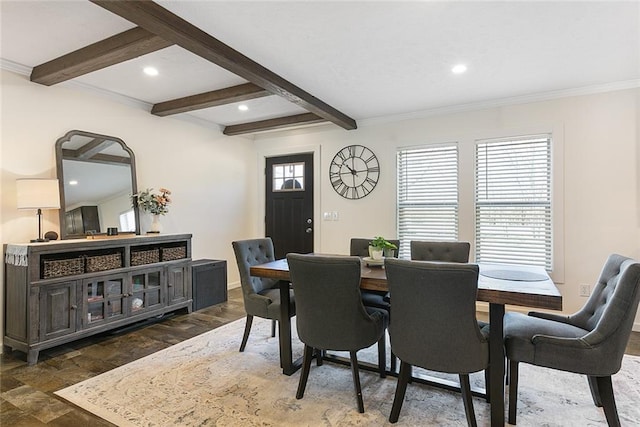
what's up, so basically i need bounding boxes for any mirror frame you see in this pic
[55,130,140,239]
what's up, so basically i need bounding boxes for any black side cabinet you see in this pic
[191,259,227,310]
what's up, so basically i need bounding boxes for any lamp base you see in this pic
[30,238,49,243]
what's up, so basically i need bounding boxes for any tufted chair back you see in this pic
[410,240,470,263]
[571,254,640,333]
[232,238,279,311]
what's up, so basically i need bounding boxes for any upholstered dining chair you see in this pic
[504,254,640,426]
[410,240,471,262]
[384,258,489,426]
[286,253,389,413]
[232,238,295,352]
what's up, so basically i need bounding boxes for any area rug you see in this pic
[55,318,640,426]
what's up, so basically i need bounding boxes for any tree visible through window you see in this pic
[396,134,552,269]
[396,144,459,259]
[475,135,552,269]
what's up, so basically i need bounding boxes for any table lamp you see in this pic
[16,178,61,242]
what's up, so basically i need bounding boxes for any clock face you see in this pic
[329,145,380,199]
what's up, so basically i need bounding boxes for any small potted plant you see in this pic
[369,236,397,259]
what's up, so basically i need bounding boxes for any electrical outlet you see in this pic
[323,212,331,221]
[579,284,591,297]
[331,211,339,221]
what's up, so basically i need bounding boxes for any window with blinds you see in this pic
[475,135,552,269]
[397,144,459,259]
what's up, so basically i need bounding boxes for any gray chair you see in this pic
[384,259,489,426]
[232,238,295,352]
[504,254,640,426]
[410,240,471,262]
[287,253,389,413]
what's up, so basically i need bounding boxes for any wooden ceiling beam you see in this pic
[223,113,327,136]
[31,27,173,86]
[152,83,270,116]
[91,0,357,131]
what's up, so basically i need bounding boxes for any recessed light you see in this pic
[452,64,467,74]
[143,66,159,76]
[69,180,78,185]
[238,104,249,111]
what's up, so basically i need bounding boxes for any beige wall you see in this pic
[1,69,639,353]
[0,70,258,348]
[253,88,640,328]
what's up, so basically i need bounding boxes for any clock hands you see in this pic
[343,164,358,175]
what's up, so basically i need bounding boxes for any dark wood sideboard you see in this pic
[3,233,193,364]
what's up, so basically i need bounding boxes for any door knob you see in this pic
[306,218,313,224]
[306,228,313,234]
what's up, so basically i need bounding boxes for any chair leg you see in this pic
[595,376,621,427]
[389,361,412,423]
[508,360,519,425]
[296,345,314,399]
[390,351,397,373]
[587,375,603,407]
[349,351,365,413]
[460,374,478,427]
[315,348,324,366]
[484,367,490,403]
[239,315,253,352]
[271,319,276,338]
[378,335,386,378]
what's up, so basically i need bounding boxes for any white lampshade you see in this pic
[16,179,61,210]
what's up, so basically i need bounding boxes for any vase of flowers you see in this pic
[133,188,171,233]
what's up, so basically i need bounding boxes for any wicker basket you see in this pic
[162,246,186,261]
[131,249,160,266]
[43,257,84,279]
[86,253,122,273]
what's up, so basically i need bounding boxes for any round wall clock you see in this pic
[329,144,380,199]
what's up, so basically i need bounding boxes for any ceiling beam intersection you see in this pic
[90,0,357,131]
[30,26,173,85]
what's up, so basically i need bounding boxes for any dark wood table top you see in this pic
[250,257,562,311]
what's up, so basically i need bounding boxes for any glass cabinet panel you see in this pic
[131,269,163,313]
[83,275,126,325]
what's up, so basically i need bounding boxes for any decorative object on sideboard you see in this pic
[44,231,59,241]
[16,178,61,242]
[133,188,171,234]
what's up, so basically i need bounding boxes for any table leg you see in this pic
[279,280,301,375]
[489,303,505,427]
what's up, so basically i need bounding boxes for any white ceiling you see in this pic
[1,1,638,133]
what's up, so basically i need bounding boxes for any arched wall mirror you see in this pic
[55,130,140,239]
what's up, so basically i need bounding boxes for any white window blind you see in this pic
[397,144,458,258]
[475,135,552,269]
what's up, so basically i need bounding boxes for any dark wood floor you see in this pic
[1,287,639,426]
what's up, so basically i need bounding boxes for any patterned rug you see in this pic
[56,318,640,426]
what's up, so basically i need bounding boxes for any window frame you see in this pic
[396,128,564,283]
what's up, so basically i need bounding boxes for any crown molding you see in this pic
[359,79,640,127]
[3,58,638,134]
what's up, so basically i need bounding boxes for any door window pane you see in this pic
[273,162,305,191]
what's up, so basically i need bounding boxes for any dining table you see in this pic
[250,256,562,427]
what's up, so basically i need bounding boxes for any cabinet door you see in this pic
[83,274,128,326]
[167,264,191,306]
[130,267,164,314]
[39,281,79,341]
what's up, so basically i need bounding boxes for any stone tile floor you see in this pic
[1,286,639,426]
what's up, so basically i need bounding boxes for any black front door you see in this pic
[265,153,314,259]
